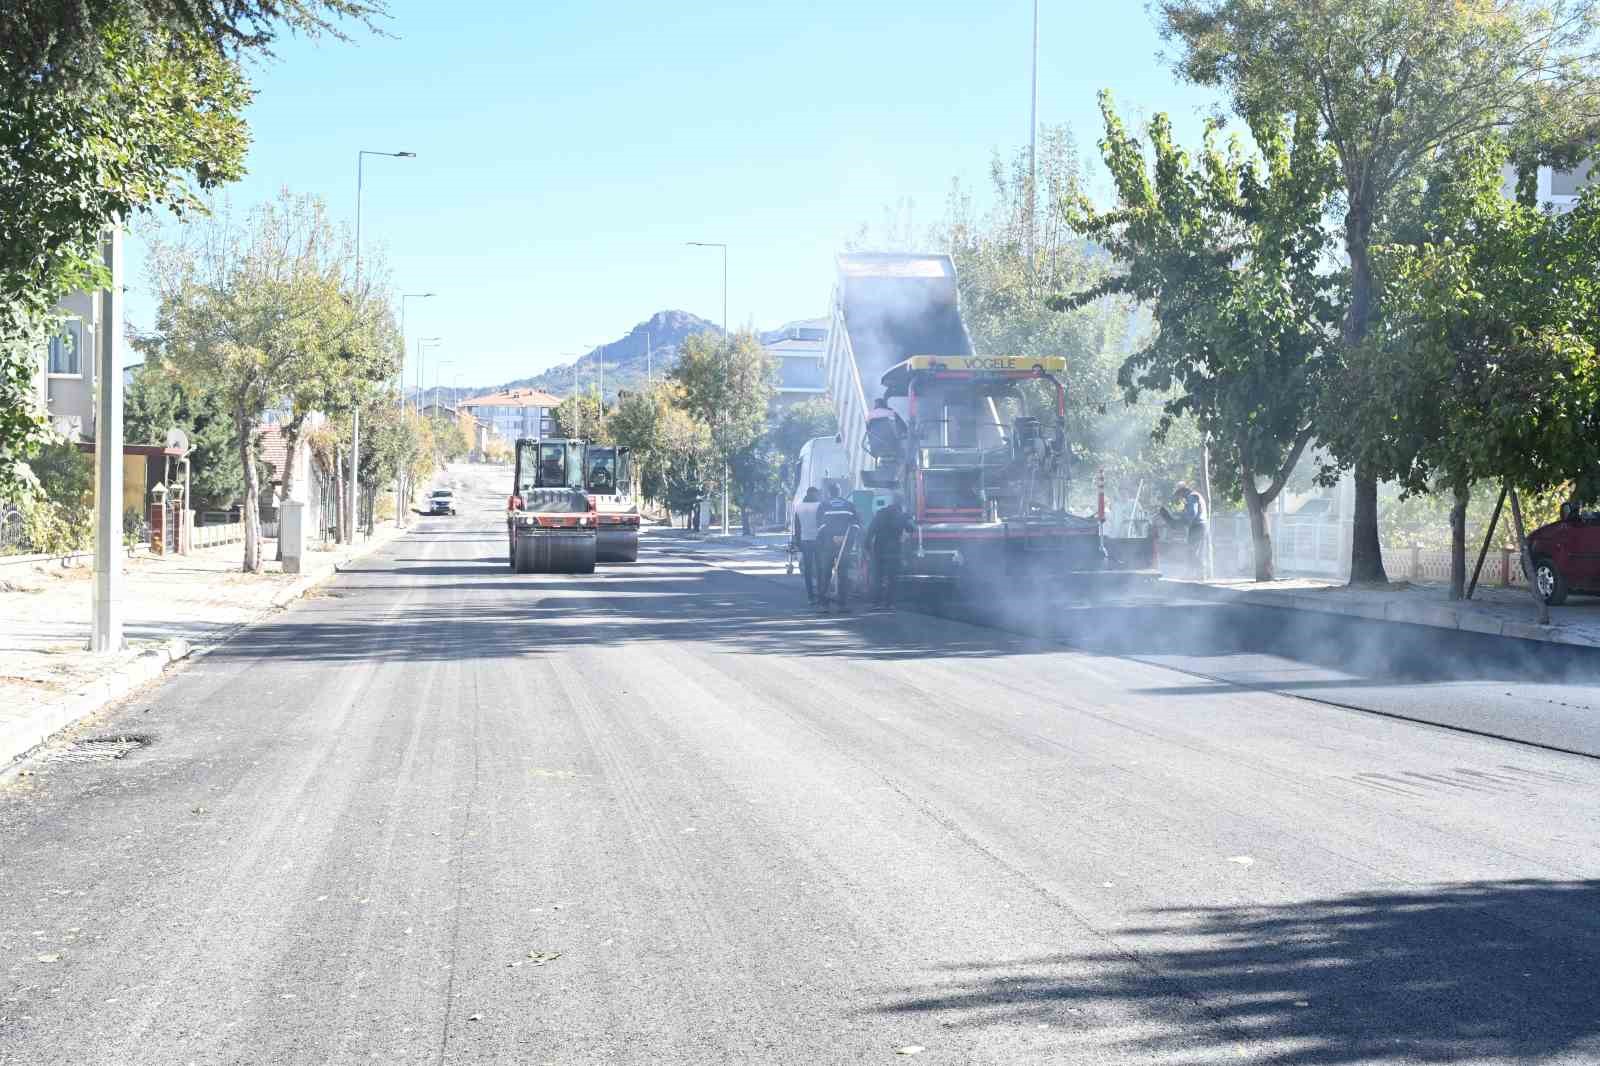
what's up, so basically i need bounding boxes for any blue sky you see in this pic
[126,1,1223,389]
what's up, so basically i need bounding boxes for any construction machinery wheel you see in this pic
[512,533,537,574]
[597,531,639,563]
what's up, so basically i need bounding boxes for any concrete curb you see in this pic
[0,638,191,772]
[1,522,408,771]
[1169,579,1600,650]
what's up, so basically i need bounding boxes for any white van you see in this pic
[792,436,850,512]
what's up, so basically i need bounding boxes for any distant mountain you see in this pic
[497,310,721,402]
[415,309,813,411]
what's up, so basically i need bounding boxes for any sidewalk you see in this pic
[1168,574,1600,650]
[0,524,404,769]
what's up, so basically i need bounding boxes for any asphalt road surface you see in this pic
[3,464,1598,1065]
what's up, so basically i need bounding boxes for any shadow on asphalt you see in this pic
[954,598,1600,688]
[872,878,1600,1064]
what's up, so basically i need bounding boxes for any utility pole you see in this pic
[91,227,123,652]
[1027,0,1039,264]
[352,148,415,543]
[395,293,432,527]
[646,330,652,385]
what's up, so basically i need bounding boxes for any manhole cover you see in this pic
[43,734,153,764]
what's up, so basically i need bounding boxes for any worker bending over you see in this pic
[864,498,914,610]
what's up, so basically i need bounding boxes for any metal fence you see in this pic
[0,504,24,555]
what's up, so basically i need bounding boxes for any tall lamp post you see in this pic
[393,292,432,529]
[415,336,441,414]
[351,148,415,543]
[433,360,454,412]
[399,292,434,409]
[687,241,729,534]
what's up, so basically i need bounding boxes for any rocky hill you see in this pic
[496,310,720,402]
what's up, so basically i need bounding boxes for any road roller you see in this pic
[583,444,640,563]
[506,438,597,574]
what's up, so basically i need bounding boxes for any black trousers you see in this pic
[818,535,848,605]
[873,553,902,605]
[798,541,816,599]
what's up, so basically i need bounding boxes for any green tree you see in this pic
[670,331,775,527]
[1062,98,1342,580]
[0,26,250,500]
[2,1,382,89]
[551,387,607,441]
[1160,0,1600,583]
[124,359,244,511]
[855,125,1197,509]
[1351,139,1600,606]
[771,398,839,491]
[607,385,667,503]
[729,435,784,535]
[143,191,389,571]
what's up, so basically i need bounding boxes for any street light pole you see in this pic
[687,241,729,534]
[393,292,432,529]
[351,149,415,543]
[399,291,434,409]
[433,360,454,411]
[1027,0,1039,263]
[416,336,441,415]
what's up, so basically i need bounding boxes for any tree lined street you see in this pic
[6,2,1600,1062]
[3,468,1598,1063]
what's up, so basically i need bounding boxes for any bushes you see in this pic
[10,438,94,555]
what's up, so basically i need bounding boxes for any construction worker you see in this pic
[792,486,822,604]
[864,397,908,460]
[1158,482,1208,570]
[863,497,914,610]
[815,480,859,612]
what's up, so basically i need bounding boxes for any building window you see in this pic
[1551,161,1594,197]
[48,320,84,376]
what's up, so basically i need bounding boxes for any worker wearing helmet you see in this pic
[815,480,859,612]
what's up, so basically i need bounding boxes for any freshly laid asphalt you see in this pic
[3,464,1598,1065]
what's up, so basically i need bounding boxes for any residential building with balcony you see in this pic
[458,388,561,444]
[763,318,828,413]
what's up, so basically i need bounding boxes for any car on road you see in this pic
[427,489,457,516]
[1528,502,1600,604]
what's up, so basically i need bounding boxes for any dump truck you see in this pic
[818,252,1155,605]
[506,438,597,574]
[583,443,640,563]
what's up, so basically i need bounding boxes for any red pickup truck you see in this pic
[1527,504,1600,605]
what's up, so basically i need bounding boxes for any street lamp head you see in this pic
[395,151,417,158]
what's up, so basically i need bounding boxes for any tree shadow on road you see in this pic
[872,878,1600,1064]
[206,568,1054,665]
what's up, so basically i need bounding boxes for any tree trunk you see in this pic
[1348,460,1387,584]
[741,492,752,536]
[1242,472,1274,582]
[1507,487,1550,625]
[275,412,308,562]
[1342,200,1388,586]
[1449,477,1470,601]
[333,447,346,544]
[236,409,262,573]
